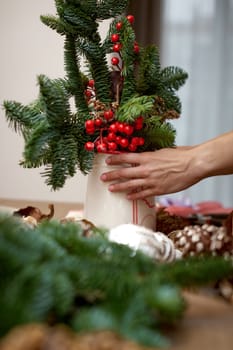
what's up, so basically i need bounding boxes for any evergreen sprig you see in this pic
[3,0,188,189]
[137,45,161,94]
[142,121,176,150]
[76,37,111,103]
[116,95,155,122]
[3,100,45,137]
[0,213,232,347]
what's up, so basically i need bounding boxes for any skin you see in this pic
[100,131,233,200]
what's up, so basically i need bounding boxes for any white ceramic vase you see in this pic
[84,153,156,230]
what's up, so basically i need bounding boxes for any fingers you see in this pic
[105,152,142,166]
[127,187,156,200]
[101,169,130,182]
[100,152,157,199]
[107,178,145,193]
[107,179,156,200]
[101,164,142,182]
[101,155,151,182]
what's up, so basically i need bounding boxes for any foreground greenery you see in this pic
[0,213,232,348]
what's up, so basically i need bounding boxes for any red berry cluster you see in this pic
[111,14,139,68]
[84,114,145,153]
[84,15,144,154]
[84,79,95,100]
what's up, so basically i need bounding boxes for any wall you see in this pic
[0,0,109,204]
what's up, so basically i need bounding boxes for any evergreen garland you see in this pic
[0,213,232,348]
[3,0,188,190]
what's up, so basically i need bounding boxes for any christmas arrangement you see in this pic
[1,212,233,348]
[3,0,188,190]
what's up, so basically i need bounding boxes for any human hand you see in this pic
[100,147,201,200]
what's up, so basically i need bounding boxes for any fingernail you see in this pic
[105,156,111,164]
[100,174,106,181]
[108,185,114,192]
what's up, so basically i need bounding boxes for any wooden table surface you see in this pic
[166,291,233,350]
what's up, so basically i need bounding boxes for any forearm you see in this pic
[193,131,233,179]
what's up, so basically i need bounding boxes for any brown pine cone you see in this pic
[168,224,233,258]
[156,208,192,235]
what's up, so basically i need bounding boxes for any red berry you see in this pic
[120,138,129,148]
[107,132,116,141]
[84,142,94,151]
[128,143,137,152]
[88,79,95,88]
[85,119,95,129]
[86,128,95,135]
[136,116,144,123]
[115,135,122,144]
[134,43,140,54]
[94,118,102,127]
[117,122,125,133]
[111,33,120,43]
[113,43,122,52]
[116,21,123,31]
[109,123,118,133]
[111,56,119,66]
[108,142,117,152]
[104,109,114,121]
[85,90,92,98]
[123,124,134,135]
[134,116,144,130]
[131,137,140,146]
[134,123,143,130]
[97,143,107,153]
[138,137,145,146]
[126,15,135,24]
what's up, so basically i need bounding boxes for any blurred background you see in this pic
[0,0,232,209]
[129,0,233,207]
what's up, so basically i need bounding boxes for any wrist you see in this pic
[189,145,212,181]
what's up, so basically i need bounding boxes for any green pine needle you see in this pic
[0,214,232,346]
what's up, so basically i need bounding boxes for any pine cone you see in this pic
[168,224,233,258]
[156,207,192,235]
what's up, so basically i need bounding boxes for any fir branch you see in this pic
[41,135,78,189]
[159,88,182,114]
[96,0,130,20]
[64,35,89,114]
[116,95,155,122]
[1,215,233,346]
[159,257,233,287]
[37,75,73,127]
[63,4,98,36]
[76,146,95,174]
[72,114,96,173]
[141,121,176,151]
[3,100,45,137]
[55,0,66,17]
[76,0,99,19]
[161,66,188,91]
[76,37,111,103]
[23,121,53,166]
[40,15,78,36]
[3,0,189,189]
[136,45,161,95]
